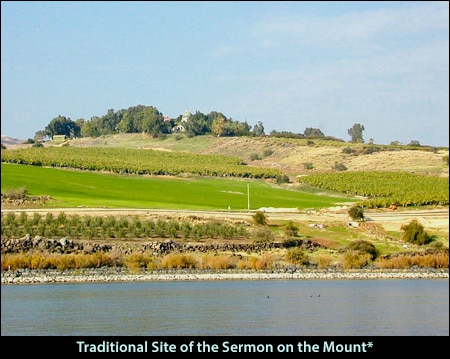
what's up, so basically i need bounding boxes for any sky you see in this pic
[1,1,449,147]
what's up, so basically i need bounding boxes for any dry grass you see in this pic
[2,248,448,271]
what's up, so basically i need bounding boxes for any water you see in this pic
[1,279,448,336]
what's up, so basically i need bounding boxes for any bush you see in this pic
[342,147,356,155]
[348,206,365,221]
[253,211,267,225]
[332,162,347,171]
[286,247,309,265]
[262,149,273,157]
[283,220,298,237]
[253,227,274,243]
[303,162,314,170]
[342,252,371,269]
[401,219,431,245]
[276,174,290,184]
[346,240,379,260]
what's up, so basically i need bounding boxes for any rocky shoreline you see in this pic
[2,267,448,284]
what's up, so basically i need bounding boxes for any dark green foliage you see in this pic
[276,174,290,184]
[332,162,347,171]
[348,206,365,221]
[253,211,267,225]
[347,123,365,143]
[282,238,301,248]
[303,128,324,137]
[342,147,356,155]
[346,240,379,260]
[283,220,298,237]
[401,219,431,245]
[32,141,44,147]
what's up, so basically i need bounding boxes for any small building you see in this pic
[52,135,67,142]
[181,108,192,122]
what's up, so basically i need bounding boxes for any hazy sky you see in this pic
[1,1,449,146]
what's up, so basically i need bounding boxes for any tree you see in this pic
[348,206,365,221]
[211,117,226,137]
[407,140,421,147]
[304,127,324,138]
[184,111,208,137]
[45,115,81,139]
[251,121,265,137]
[34,130,47,142]
[347,123,365,143]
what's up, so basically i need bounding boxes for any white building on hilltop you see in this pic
[181,108,192,122]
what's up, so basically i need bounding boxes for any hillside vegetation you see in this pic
[1,133,448,272]
[44,133,449,178]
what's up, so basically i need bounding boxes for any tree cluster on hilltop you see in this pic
[35,104,364,143]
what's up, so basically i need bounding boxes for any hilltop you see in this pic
[1,135,25,147]
[34,133,449,178]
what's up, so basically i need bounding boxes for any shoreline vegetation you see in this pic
[2,267,448,285]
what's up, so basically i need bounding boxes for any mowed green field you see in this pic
[1,163,355,210]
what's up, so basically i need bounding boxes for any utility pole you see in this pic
[247,183,250,211]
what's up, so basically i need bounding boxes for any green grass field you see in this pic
[1,163,356,210]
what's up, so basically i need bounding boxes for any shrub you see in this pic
[253,227,274,243]
[401,219,431,245]
[346,240,379,260]
[314,254,333,269]
[342,147,356,155]
[283,220,298,237]
[342,252,371,269]
[32,141,44,147]
[332,162,347,171]
[348,206,365,221]
[286,247,309,265]
[262,149,273,157]
[253,211,267,225]
[160,253,198,269]
[276,174,290,184]
[303,162,314,170]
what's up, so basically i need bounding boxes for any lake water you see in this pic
[1,279,448,336]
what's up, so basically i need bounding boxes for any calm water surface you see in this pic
[1,279,448,336]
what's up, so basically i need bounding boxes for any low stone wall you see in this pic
[1,235,321,256]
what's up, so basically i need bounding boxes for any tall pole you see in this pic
[247,183,250,211]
